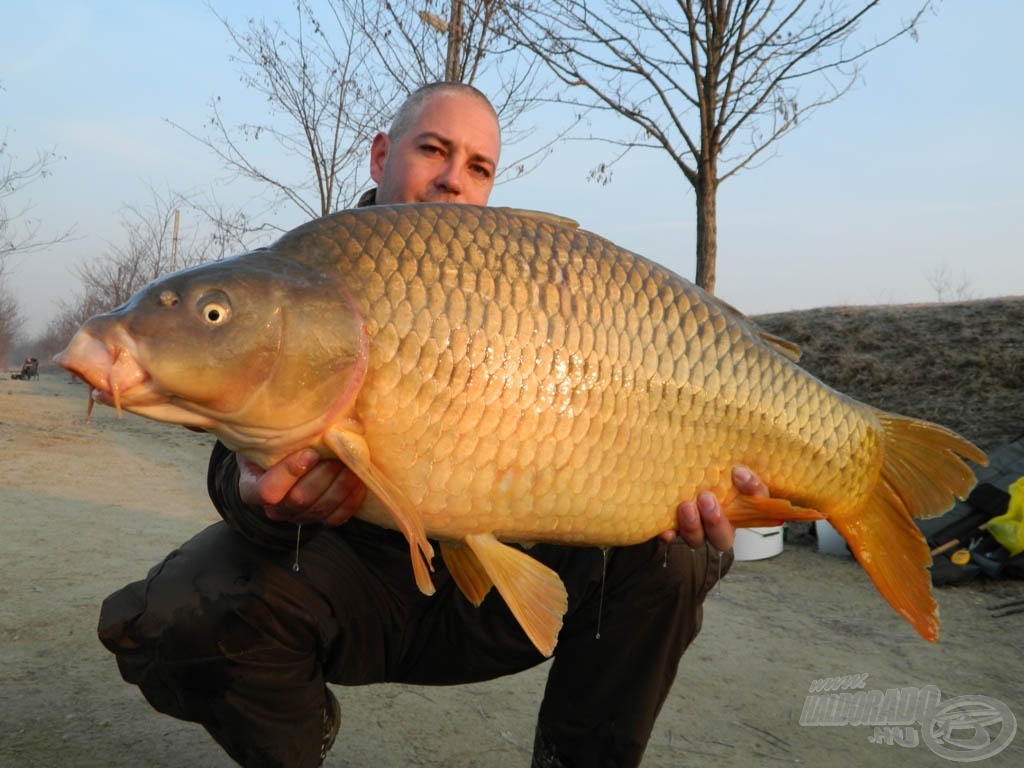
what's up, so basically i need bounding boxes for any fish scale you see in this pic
[57,203,987,656]
[294,207,923,553]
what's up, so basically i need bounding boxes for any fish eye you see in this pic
[197,292,232,327]
[204,305,229,324]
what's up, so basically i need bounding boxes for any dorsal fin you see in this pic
[497,207,580,230]
[755,329,803,362]
[711,294,803,362]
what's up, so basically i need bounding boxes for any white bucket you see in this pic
[733,525,784,561]
[816,520,852,557]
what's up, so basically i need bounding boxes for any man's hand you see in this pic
[238,450,367,527]
[660,466,769,550]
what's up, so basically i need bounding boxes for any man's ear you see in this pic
[369,133,389,183]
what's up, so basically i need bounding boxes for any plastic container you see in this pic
[816,520,852,556]
[732,525,784,561]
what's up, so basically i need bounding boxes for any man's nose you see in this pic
[434,161,464,194]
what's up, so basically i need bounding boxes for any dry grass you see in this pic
[753,296,1024,451]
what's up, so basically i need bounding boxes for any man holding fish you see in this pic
[98,82,768,768]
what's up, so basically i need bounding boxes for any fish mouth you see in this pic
[55,330,163,416]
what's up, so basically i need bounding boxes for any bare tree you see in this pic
[69,188,229,325]
[170,1,383,223]
[0,275,24,364]
[926,262,974,303]
[175,1,571,223]
[1,133,70,264]
[347,0,565,180]
[37,185,252,358]
[1,110,72,358]
[505,0,932,292]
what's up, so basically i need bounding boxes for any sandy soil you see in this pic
[2,313,1023,767]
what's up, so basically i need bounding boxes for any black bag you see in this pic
[926,483,1024,587]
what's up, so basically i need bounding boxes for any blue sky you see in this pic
[2,1,1021,338]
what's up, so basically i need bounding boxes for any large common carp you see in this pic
[56,204,986,656]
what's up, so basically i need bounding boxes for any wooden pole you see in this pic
[170,208,180,272]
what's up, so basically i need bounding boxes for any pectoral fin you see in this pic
[324,427,435,595]
[462,533,568,657]
[725,494,824,527]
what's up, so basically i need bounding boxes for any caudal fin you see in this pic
[832,413,987,642]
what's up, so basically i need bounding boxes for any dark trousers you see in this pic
[99,520,731,767]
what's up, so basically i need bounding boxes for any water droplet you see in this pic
[595,547,609,641]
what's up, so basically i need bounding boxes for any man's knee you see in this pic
[98,524,310,681]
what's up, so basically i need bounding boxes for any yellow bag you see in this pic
[987,476,1024,557]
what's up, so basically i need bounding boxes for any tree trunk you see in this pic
[694,170,718,294]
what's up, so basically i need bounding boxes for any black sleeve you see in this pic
[207,441,317,551]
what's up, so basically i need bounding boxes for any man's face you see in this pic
[370,92,500,206]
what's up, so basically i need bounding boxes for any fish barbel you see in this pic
[56,204,987,656]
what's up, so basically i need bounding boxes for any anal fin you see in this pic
[463,533,568,657]
[725,494,824,527]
